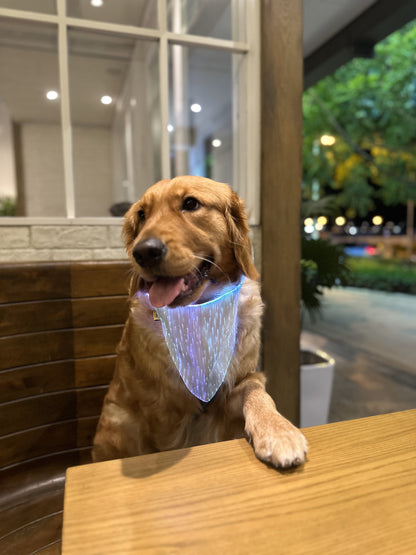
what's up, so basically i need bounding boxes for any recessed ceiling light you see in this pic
[101,95,113,105]
[91,0,104,7]
[212,139,222,148]
[46,90,59,100]
[190,103,201,113]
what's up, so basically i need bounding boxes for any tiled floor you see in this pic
[301,287,416,423]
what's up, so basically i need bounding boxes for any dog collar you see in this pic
[149,279,243,402]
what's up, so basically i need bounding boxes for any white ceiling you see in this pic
[303,0,378,57]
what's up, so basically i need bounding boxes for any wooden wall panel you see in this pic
[0,357,115,403]
[73,325,124,358]
[72,297,129,328]
[0,420,78,468]
[0,300,72,336]
[74,355,116,388]
[261,0,303,424]
[0,330,73,371]
[0,263,71,303]
[0,387,106,437]
[70,262,130,298]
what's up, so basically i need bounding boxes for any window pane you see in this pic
[0,19,65,217]
[68,30,160,217]
[67,0,157,29]
[167,0,245,41]
[169,45,244,189]
[0,0,56,14]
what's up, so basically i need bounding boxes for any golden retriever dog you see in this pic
[92,176,308,468]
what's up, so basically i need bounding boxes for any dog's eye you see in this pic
[137,209,146,222]
[182,197,201,212]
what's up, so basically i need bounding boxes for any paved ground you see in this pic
[301,287,416,423]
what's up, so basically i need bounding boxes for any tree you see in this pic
[303,20,416,220]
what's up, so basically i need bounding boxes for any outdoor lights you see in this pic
[320,134,336,146]
[212,139,222,148]
[317,216,328,226]
[304,217,314,227]
[304,225,314,234]
[349,226,358,236]
[190,103,202,113]
[315,223,324,231]
[100,95,113,105]
[372,215,383,226]
[335,216,346,226]
[46,90,59,100]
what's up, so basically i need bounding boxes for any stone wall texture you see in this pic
[0,223,261,267]
[0,224,127,262]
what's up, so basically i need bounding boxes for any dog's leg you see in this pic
[229,374,308,468]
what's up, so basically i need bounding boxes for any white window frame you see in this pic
[0,0,260,225]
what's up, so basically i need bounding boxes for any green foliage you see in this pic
[347,257,416,294]
[301,238,350,320]
[0,197,16,216]
[303,20,416,217]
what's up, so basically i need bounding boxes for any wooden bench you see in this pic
[0,261,130,554]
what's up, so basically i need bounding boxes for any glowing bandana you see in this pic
[152,279,242,402]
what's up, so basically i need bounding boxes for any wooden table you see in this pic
[62,410,416,554]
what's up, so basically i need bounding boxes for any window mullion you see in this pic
[158,0,171,180]
[57,0,75,218]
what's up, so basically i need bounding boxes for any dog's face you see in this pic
[123,176,258,308]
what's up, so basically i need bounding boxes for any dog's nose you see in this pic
[132,238,167,268]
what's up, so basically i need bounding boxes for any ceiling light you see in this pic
[190,103,201,113]
[167,124,174,133]
[212,139,222,148]
[46,90,59,100]
[91,0,104,7]
[101,95,113,105]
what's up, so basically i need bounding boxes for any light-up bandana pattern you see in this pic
[152,279,242,402]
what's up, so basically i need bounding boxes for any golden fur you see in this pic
[92,176,308,468]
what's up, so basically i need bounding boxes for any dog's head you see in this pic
[123,176,259,307]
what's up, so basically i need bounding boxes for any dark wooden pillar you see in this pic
[260,0,303,424]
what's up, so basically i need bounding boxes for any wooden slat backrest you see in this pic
[0,261,130,471]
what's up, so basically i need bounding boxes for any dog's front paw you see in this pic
[246,413,309,469]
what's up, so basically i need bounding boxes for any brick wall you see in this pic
[0,222,261,267]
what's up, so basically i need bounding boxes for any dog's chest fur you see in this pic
[101,279,262,456]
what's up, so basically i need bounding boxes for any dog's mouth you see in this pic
[147,258,213,308]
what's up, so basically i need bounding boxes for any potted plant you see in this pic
[300,232,350,427]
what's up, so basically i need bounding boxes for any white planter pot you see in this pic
[300,349,335,428]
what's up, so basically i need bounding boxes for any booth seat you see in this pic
[0,261,130,554]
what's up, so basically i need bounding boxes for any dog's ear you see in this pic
[122,204,138,252]
[225,190,259,281]
[122,204,144,297]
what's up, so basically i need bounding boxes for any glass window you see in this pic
[67,0,158,29]
[68,30,160,216]
[169,45,244,188]
[0,19,65,217]
[167,0,245,41]
[0,0,56,14]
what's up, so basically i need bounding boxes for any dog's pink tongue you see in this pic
[149,277,185,308]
